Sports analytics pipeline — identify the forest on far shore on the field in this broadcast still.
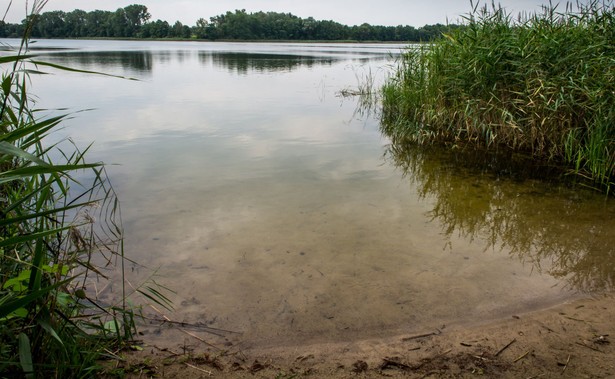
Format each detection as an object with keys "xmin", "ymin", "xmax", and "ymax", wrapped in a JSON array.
[{"xmin": 0, "ymin": 4, "xmax": 462, "ymax": 41}]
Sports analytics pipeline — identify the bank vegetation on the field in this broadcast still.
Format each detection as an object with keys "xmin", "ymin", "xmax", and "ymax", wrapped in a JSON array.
[
  {"xmin": 1, "ymin": 2, "xmax": 170, "ymax": 377},
  {"xmin": 382, "ymin": 1, "xmax": 614, "ymax": 193}
]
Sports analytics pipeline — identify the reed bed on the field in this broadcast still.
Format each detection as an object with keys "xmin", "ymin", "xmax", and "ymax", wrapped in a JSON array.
[
  {"xmin": 1, "ymin": 2, "xmax": 171, "ymax": 377},
  {"xmin": 381, "ymin": 1, "xmax": 615, "ymax": 193}
]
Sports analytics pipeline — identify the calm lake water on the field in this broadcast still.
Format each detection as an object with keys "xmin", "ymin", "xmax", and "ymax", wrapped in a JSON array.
[{"xmin": 5, "ymin": 39, "xmax": 614, "ymax": 349}]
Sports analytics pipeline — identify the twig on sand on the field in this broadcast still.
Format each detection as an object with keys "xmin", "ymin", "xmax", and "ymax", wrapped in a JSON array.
[
  {"xmin": 185, "ymin": 362, "xmax": 213, "ymax": 376},
  {"xmin": 147, "ymin": 304, "xmax": 226, "ymax": 351},
  {"xmin": 514, "ymin": 350, "xmax": 531, "ymax": 363},
  {"xmin": 143, "ymin": 316, "xmax": 242, "ymax": 336},
  {"xmin": 564, "ymin": 316, "xmax": 586, "ymax": 322},
  {"xmin": 539, "ymin": 323, "xmax": 558, "ymax": 334},
  {"xmin": 495, "ymin": 338, "xmax": 517, "ymax": 357},
  {"xmin": 380, "ymin": 357, "xmax": 413, "ymax": 370},
  {"xmin": 152, "ymin": 345, "xmax": 182, "ymax": 357},
  {"xmin": 401, "ymin": 329, "xmax": 442, "ymax": 341},
  {"xmin": 561, "ymin": 354, "xmax": 571, "ymax": 374},
  {"xmin": 575, "ymin": 341, "xmax": 604, "ymax": 353},
  {"xmin": 436, "ymin": 349, "xmax": 452, "ymax": 358},
  {"xmin": 180, "ymin": 329, "xmax": 224, "ymax": 351}
]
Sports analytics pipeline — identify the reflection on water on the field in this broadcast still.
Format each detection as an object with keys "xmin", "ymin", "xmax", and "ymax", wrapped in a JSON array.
[
  {"xmin": 206, "ymin": 52, "xmax": 334, "ymax": 74},
  {"xmin": 18, "ymin": 39, "xmax": 609, "ymax": 350},
  {"xmin": 42, "ymin": 51, "xmax": 154, "ymax": 74},
  {"xmin": 38, "ymin": 50, "xmax": 345, "ymax": 76},
  {"xmin": 386, "ymin": 143, "xmax": 615, "ymax": 292},
  {"xmin": 22, "ymin": 39, "xmax": 395, "ymax": 78}
]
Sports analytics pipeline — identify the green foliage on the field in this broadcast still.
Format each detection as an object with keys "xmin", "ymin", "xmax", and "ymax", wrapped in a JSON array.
[
  {"xmin": 181, "ymin": 9, "xmax": 460, "ymax": 41},
  {"xmin": 382, "ymin": 1, "xmax": 615, "ymax": 193},
  {"xmin": 0, "ymin": 4, "xmax": 461, "ymax": 41},
  {"xmin": 0, "ymin": 3, "xmax": 171, "ymax": 377},
  {"xmin": 21, "ymin": 4, "xmax": 150, "ymax": 38}
]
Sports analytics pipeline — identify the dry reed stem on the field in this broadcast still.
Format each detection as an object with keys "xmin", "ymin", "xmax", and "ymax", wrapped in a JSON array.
[
  {"xmin": 514, "ymin": 350, "xmax": 531, "ymax": 363},
  {"xmin": 495, "ymin": 338, "xmax": 517, "ymax": 356},
  {"xmin": 185, "ymin": 362, "xmax": 213, "ymax": 376}
]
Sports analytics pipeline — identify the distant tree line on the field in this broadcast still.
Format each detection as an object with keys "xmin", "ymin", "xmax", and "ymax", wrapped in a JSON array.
[{"xmin": 0, "ymin": 4, "xmax": 462, "ymax": 41}]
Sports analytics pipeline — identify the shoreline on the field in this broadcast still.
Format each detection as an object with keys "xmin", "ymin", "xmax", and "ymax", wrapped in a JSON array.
[
  {"xmin": 114, "ymin": 293, "xmax": 614, "ymax": 378},
  {"xmin": 0, "ymin": 36, "xmax": 418, "ymax": 44}
]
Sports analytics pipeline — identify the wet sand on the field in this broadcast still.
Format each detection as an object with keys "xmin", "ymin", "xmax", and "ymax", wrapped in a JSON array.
[{"xmin": 114, "ymin": 293, "xmax": 614, "ymax": 378}]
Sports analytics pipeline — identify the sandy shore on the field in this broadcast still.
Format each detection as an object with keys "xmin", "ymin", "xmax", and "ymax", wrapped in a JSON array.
[{"xmin": 109, "ymin": 292, "xmax": 614, "ymax": 378}]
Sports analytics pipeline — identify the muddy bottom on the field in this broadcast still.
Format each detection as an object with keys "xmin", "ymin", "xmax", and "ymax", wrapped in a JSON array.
[{"xmin": 114, "ymin": 170, "xmax": 599, "ymax": 351}]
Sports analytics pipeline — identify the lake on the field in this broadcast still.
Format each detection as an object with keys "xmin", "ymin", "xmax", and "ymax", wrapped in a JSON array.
[{"xmin": 6, "ymin": 39, "xmax": 614, "ymax": 350}]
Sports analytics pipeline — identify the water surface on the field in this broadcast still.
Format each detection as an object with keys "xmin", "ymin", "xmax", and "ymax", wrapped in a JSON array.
[{"xmin": 6, "ymin": 39, "xmax": 613, "ymax": 349}]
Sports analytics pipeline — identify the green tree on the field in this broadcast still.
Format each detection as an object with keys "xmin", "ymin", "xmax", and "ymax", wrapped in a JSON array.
[
  {"xmin": 64, "ymin": 9, "xmax": 87, "ymax": 37},
  {"xmin": 109, "ymin": 4, "xmax": 150, "ymax": 37},
  {"xmin": 193, "ymin": 18, "xmax": 208, "ymax": 38},
  {"xmin": 169, "ymin": 20, "xmax": 190, "ymax": 38},
  {"xmin": 222, "ymin": 9, "xmax": 251, "ymax": 39},
  {"xmin": 2, "ymin": 4, "xmax": 462, "ymax": 41},
  {"xmin": 312, "ymin": 20, "xmax": 347, "ymax": 40},
  {"xmin": 140, "ymin": 19, "xmax": 170, "ymax": 38},
  {"xmin": 85, "ymin": 10, "xmax": 113, "ymax": 37},
  {"xmin": 351, "ymin": 23, "xmax": 375, "ymax": 40},
  {"xmin": 395, "ymin": 25, "xmax": 418, "ymax": 41},
  {"xmin": 32, "ymin": 10, "xmax": 66, "ymax": 38},
  {"xmin": 124, "ymin": 4, "xmax": 151, "ymax": 35}
]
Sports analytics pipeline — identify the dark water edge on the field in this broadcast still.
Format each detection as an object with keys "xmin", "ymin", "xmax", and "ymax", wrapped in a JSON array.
[{"xmin": 386, "ymin": 141, "xmax": 615, "ymax": 293}]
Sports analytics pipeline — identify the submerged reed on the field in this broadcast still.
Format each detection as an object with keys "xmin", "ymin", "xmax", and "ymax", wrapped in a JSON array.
[{"xmin": 382, "ymin": 1, "xmax": 615, "ymax": 193}]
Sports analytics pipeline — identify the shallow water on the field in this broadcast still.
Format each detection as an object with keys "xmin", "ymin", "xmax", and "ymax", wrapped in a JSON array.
[{"xmin": 7, "ymin": 38, "xmax": 614, "ymax": 348}]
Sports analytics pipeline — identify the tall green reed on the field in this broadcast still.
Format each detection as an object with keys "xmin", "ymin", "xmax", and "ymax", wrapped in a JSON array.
[
  {"xmin": 1, "ymin": 2, "xmax": 171, "ymax": 377},
  {"xmin": 382, "ymin": 1, "xmax": 615, "ymax": 193}
]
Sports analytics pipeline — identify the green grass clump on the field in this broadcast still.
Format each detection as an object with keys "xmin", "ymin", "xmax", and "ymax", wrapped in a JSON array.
[{"xmin": 382, "ymin": 1, "xmax": 615, "ymax": 193}]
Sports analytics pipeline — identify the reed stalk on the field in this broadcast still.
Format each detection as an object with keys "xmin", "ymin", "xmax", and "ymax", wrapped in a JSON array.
[{"xmin": 0, "ymin": 2, "xmax": 172, "ymax": 377}]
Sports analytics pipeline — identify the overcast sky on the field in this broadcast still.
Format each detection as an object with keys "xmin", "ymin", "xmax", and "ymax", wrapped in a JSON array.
[{"xmin": 3, "ymin": 1, "xmax": 567, "ymax": 27}]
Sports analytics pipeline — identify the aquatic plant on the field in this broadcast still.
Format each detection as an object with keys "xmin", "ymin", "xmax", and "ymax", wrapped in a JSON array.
[
  {"xmin": 382, "ymin": 1, "xmax": 615, "ymax": 193},
  {"xmin": 0, "ymin": 2, "xmax": 171, "ymax": 377}
]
